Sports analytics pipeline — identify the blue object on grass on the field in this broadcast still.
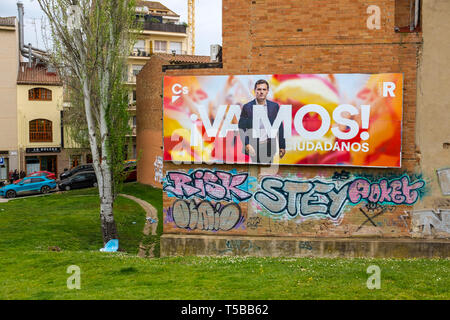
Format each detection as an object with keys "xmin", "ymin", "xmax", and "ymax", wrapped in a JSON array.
[
  {"xmin": 147, "ymin": 217, "xmax": 157, "ymax": 224},
  {"xmin": 100, "ymin": 239, "xmax": 119, "ymax": 252}
]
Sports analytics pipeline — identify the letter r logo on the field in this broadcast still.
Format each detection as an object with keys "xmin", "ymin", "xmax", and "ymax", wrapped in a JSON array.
[{"xmin": 383, "ymin": 82, "xmax": 396, "ymax": 97}]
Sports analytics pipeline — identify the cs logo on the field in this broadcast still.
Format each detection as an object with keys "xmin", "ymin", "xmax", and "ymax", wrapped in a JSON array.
[{"xmin": 172, "ymin": 84, "xmax": 189, "ymax": 103}]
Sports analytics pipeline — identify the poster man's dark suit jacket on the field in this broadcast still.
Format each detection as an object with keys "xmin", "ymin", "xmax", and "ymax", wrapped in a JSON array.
[{"xmin": 238, "ymin": 99, "xmax": 286, "ymax": 152}]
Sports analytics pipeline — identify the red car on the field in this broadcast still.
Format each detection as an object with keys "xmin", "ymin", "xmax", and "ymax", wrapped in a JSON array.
[
  {"xmin": 124, "ymin": 161, "xmax": 137, "ymax": 182},
  {"xmin": 28, "ymin": 171, "xmax": 57, "ymax": 180},
  {"xmin": 13, "ymin": 171, "xmax": 56, "ymax": 184}
]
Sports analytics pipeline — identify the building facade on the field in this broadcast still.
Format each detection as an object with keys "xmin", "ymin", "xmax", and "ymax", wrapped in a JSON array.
[
  {"xmin": 16, "ymin": 62, "xmax": 66, "ymax": 176},
  {"xmin": 0, "ymin": 17, "xmax": 20, "ymax": 181},
  {"xmin": 138, "ymin": 0, "xmax": 450, "ymax": 257},
  {"xmin": 125, "ymin": 1, "xmax": 192, "ymax": 160}
]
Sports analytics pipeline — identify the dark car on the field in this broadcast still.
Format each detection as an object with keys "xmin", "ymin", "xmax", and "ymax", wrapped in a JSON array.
[
  {"xmin": 58, "ymin": 171, "xmax": 97, "ymax": 191},
  {"xmin": 124, "ymin": 161, "xmax": 137, "ymax": 182},
  {"xmin": 60, "ymin": 164, "xmax": 94, "ymax": 180}
]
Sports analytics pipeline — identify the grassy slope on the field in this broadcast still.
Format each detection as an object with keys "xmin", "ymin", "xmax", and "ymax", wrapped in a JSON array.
[{"xmin": 0, "ymin": 183, "xmax": 448, "ymax": 300}]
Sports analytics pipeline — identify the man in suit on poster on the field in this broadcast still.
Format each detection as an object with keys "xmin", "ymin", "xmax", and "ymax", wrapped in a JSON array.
[{"xmin": 238, "ymin": 79, "xmax": 286, "ymax": 164}]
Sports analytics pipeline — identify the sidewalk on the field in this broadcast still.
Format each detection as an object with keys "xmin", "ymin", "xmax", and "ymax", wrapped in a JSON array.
[{"xmin": 119, "ymin": 194, "xmax": 158, "ymax": 258}]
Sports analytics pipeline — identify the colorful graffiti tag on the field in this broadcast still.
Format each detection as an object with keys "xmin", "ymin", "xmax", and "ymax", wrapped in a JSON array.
[
  {"xmin": 254, "ymin": 177, "xmax": 349, "ymax": 219},
  {"xmin": 167, "ymin": 199, "xmax": 244, "ymax": 231},
  {"xmin": 164, "ymin": 169, "xmax": 252, "ymax": 202},
  {"xmin": 411, "ymin": 209, "xmax": 450, "ymax": 237},
  {"xmin": 163, "ymin": 169, "xmax": 428, "ymax": 236},
  {"xmin": 348, "ymin": 175, "xmax": 425, "ymax": 205},
  {"xmin": 253, "ymin": 175, "xmax": 425, "ymax": 220}
]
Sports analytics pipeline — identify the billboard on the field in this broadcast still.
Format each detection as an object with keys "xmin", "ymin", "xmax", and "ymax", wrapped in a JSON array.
[{"xmin": 163, "ymin": 73, "xmax": 403, "ymax": 167}]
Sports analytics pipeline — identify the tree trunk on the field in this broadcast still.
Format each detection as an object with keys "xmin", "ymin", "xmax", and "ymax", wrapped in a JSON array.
[
  {"xmin": 99, "ymin": 167, "xmax": 118, "ymax": 244},
  {"xmin": 100, "ymin": 192, "xmax": 118, "ymax": 244}
]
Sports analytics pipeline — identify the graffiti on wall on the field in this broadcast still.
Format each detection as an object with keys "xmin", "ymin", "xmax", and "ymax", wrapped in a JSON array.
[
  {"xmin": 166, "ymin": 199, "xmax": 244, "ymax": 231},
  {"xmin": 164, "ymin": 169, "xmax": 253, "ymax": 202},
  {"xmin": 436, "ymin": 168, "xmax": 450, "ymax": 196},
  {"xmin": 253, "ymin": 174, "xmax": 425, "ymax": 220},
  {"xmin": 348, "ymin": 175, "xmax": 425, "ymax": 205},
  {"xmin": 163, "ymin": 169, "xmax": 428, "ymax": 236},
  {"xmin": 154, "ymin": 156, "xmax": 163, "ymax": 183},
  {"xmin": 219, "ymin": 239, "xmax": 261, "ymax": 255},
  {"xmin": 411, "ymin": 209, "xmax": 450, "ymax": 237},
  {"xmin": 254, "ymin": 177, "xmax": 349, "ymax": 220}
]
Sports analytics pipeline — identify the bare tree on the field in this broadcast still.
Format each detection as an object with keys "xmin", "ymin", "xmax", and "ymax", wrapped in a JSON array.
[{"xmin": 38, "ymin": 0, "xmax": 137, "ymax": 244}]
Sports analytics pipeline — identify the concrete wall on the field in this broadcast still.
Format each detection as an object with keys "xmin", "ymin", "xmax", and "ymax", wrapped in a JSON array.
[
  {"xmin": 416, "ymin": 0, "xmax": 450, "ymax": 209},
  {"xmin": 0, "ymin": 21, "xmax": 19, "ymax": 171},
  {"xmin": 137, "ymin": 0, "xmax": 450, "ymax": 243}
]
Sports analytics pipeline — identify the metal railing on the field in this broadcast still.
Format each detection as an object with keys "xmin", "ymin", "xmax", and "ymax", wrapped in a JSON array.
[
  {"xmin": 130, "ymin": 49, "xmax": 150, "ymax": 57},
  {"xmin": 142, "ymin": 21, "xmax": 187, "ymax": 34},
  {"xmin": 30, "ymin": 132, "xmax": 52, "ymax": 142}
]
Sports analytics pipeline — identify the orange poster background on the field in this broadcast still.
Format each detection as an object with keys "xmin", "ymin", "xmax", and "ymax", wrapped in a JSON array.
[{"xmin": 163, "ymin": 73, "xmax": 403, "ymax": 168}]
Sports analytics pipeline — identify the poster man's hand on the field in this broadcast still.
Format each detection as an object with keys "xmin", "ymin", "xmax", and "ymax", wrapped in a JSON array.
[
  {"xmin": 245, "ymin": 144, "xmax": 256, "ymax": 157},
  {"xmin": 279, "ymin": 149, "xmax": 286, "ymax": 159}
]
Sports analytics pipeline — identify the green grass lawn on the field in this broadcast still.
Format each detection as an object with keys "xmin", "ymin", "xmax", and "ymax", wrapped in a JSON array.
[{"xmin": 0, "ymin": 183, "xmax": 448, "ymax": 300}]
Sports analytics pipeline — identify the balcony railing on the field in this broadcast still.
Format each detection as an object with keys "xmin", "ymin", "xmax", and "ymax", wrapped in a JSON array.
[
  {"xmin": 127, "ymin": 75, "xmax": 137, "ymax": 83},
  {"xmin": 130, "ymin": 49, "xmax": 150, "ymax": 57},
  {"xmin": 30, "ymin": 131, "xmax": 52, "ymax": 142},
  {"xmin": 142, "ymin": 22, "xmax": 186, "ymax": 34}
]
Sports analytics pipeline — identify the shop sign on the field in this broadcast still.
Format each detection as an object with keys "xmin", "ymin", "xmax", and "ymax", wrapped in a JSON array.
[{"xmin": 26, "ymin": 147, "xmax": 61, "ymax": 153}]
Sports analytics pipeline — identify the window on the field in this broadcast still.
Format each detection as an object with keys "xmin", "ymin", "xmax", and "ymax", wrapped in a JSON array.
[
  {"xmin": 29, "ymin": 88, "xmax": 52, "ymax": 101},
  {"xmin": 154, "ymin": 40, "xmax": 167, "ymax": 52},
  {"xmin": 29, "ymin": 119, "xmax": 52, "ymax": 142},
  {"xmin": 132, "ymin": 40, "xmax": 146, "ymax": 56},
  {"xmin": 31, "ymin": 178, "xmax": 44, "ymax": 183},
  {"xmin": 170, "ymin": 42, "xmax": 182, "ymax": 54},
  {"xmin": 22, "ymin": 179, "xmax": 33, "ymax": 184},
  {"xmin": 73, "ymin": 175, "xmax": 84, "ymax": 181},
  {"xmin": 134, "ymin": 40, "xmax": 145, "ymax": 51},
  {"xmin": 132, "ymin": 65, "xmax": 143, "ymax": 76},
  {"xmin": 395, "ymin": 0, "xmax": 421, "ymax": 32},
  {"xmin": 70, "ymin": 155, "xmax": 81, "ymax": 168}
]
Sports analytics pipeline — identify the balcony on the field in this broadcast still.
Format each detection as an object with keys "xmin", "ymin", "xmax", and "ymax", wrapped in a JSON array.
[
  {"xmin": 127, "ymin": 75, "xmax": 137, "ymax": 84},
  {"xmin": 130, "ymin": 49, "xmax": 150, "ymax": 57},
  {"xmin": 142, "ymin": 22, "xmax": 186, "ymax": 34},
  {"xmin": 126, "ymin": 126, "xmax": 137, "ymax": 137}
]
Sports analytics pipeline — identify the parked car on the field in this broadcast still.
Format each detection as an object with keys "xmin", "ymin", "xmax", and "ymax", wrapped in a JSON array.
[
  {"xmin": 0, "ymin": 176, "xmax": 57, "ymax": 198},
  {"xmin": 124, "ymin": 161, "xmax": 137, "ymax": 182},
  {"xmin": 60, "ymin": 164, "xmax": 94, "ymax": 180},
  {"xmin": 29, "ymin": 171, "xmax": 56, "ymax": 180},
  {"xmin": 58, "ymin": 171, "xmax": 97, "ymax": 191}
]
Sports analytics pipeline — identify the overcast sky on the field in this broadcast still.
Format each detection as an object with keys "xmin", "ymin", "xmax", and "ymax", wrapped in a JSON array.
[{"xmin": 0, "ymin": 0, "xmax": 222, "ymax": 56}]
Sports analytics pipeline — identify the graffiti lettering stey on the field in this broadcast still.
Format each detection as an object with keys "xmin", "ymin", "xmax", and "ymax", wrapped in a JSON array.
[
  {"xmin": 253, "ymin": 175, "xmax": 426, "ymax": 221},
  {"xmin": 254, "ymin": 177, "xmax": 349, "ymax": 220}
]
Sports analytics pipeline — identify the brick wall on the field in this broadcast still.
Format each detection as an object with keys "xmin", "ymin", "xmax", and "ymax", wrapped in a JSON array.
[{"xmin": 137, "ymin": 0, "xmax": 433, "ymax": 239}]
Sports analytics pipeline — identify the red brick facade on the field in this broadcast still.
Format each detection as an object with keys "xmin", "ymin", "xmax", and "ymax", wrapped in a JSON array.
[{"xmin": 137, "ymin": 1, "xmax": 437, "ymax": 240}]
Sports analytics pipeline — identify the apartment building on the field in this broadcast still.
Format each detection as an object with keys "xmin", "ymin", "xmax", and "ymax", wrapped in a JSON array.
[
  {"xmin": 0, "ymin": 17, "xmax": 19, "ymax": 181},
  {"xmin": 125, "ymin": 1, "xmax": 192, "ymax": 160},
  {"xmin": 16, "ymin": 62, "xmax": 65, "ymax": 175}
]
